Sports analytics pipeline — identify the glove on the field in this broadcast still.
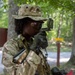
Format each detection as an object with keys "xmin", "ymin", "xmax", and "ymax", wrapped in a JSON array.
[{"xmin": 30, "ymin": 31, "xmax": 48, "ymax": 54}]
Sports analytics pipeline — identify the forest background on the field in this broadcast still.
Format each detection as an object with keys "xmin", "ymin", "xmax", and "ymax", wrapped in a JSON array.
[
  {"xmin": 0, "ymin": 0, "xmax": 75, "ymax": 42},
  {"xmin": 0, "ymin": 0, "xmax": 75, "ymax": 72}
]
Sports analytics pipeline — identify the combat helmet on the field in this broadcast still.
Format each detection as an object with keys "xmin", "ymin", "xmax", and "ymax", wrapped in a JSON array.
[{"xmin": 13, "ymin": 4, "xmax": 47, "ymax": 21}]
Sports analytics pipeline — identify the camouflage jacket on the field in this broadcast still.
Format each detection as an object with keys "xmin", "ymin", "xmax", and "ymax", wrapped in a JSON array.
[{"xmin": 2, "ymin": 34, "xmax": 50, "ymax": 75}]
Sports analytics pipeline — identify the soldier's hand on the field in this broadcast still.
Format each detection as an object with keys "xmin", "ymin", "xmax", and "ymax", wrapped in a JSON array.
[{"xmin": 30, "ymin": 31, "xmax": 48, "ymax": 54}]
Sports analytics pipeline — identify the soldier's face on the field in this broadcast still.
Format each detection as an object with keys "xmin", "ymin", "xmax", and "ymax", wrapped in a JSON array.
[{"xmin": 23, "ymin": 21, "xmax": 43, "ymax": 36}]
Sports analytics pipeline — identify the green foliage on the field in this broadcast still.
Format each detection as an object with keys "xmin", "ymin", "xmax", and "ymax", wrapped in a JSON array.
[
  {"xmin": 0, "ymin": 0, "xmax": 8, "ymax": 28},
  {"xmin": 61, "ymin": 25, "xmax": 73, "ymax": 42},
  {"xmin": 0, "ymin": 8, "xmax": 3, "ymax": 18},
  {"xmin": 0, "ymin": 12, "xmax": 8, "ymax": 28},
  {"xmin": 1, "ymin": 0, "xmax": 75, "ymax": 42},
  {"xmin": 13, "ymin": 0, "xmax": 75, "ymax": 12},
  {"xmin": 47, "ymin": 30, "xmax": 57, "ymax": 40},
  {"xmin": 2, "ymin": 0, "xmax": 8, "ymax": 9}
]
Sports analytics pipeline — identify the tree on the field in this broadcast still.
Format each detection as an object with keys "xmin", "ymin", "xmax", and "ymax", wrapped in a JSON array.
[
  {"xmin": 72, "ymin": 16, "xmax": 75, "ymax": 63},
  {"xmin": 7, "ymin": 0, "xmax": 19, "ymax": 39},
  {"xmin": 63, "ymin": 15, "xmax": 75, "ymax": 72}
]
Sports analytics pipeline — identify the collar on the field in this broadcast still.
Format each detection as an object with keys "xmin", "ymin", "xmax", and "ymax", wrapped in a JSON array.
[
  {"xmin": 17, "ymin": 34, "xmax": 33, "ymax": 50},
  {"xmin": 18, "ymin": 34, "xmax": 25, "ymax": 41}
]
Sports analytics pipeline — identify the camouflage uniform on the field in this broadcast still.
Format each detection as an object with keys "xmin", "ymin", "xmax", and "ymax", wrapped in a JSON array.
[
  {"xmin": 2, "ymin": 34, "xmax": 50, "ymax": 75},
  {"xmin": 2, "ymin": 4, "xmax": 50, "ymax": 75}
]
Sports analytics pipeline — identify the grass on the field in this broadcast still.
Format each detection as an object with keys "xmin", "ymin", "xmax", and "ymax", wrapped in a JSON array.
[{"xmin": 46, "ymin": 43, "xmax": 72, "ymax": 52}]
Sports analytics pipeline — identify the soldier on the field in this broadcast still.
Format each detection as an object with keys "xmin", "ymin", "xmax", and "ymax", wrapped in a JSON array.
[{"xmin": 2, "ymin": 4, "xmax": 51, "ymax": 75}]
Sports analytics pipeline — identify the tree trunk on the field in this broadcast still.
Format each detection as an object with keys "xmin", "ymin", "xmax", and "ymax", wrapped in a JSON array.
[
  {"xmin": 8, "ymin": 0, "xmax": 19, "ymax": 40},
  {"xmin": 57, "ymin": 13, "xmax": 63, "ymax": 38},
  {"xmin": 69, "ymin": 17, "xmax": 75, "ymax": 63}
]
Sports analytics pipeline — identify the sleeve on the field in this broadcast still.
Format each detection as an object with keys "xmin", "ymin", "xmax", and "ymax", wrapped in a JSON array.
[
  {"xmin": 24, "ymin": 50, "xmax": 41, "ymax": 75},
  {"xmin": 2, "ymin": 39, "xmax": 41, "ymax": 75},
  {"xmin": 2, "ymin": 39, "xmax": 19, "ymax": 67}
]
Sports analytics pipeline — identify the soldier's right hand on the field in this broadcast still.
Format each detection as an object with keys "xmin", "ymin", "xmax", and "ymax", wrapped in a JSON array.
[{"xmin": 30, "ymin": 31, "xmax": 48, "ymax": 54}]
